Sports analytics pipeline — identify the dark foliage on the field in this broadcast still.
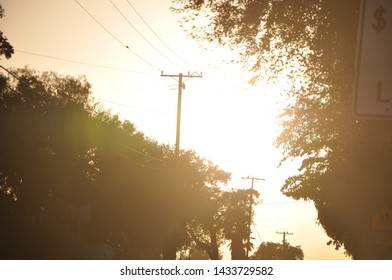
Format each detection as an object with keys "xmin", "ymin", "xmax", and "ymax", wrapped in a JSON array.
[
  {"xmin": 172, "ymin": 0, "xmax": 392, "ymax": 259},
  {"xmin": 0, "ymin": 4, "xmax": 14, "ymax": 59},
  {"xmin": 0, "ymin": 68, "xmax": 260, "ymax": 259},
  {"xmin": 250, "ymin": 242, "xmax": 304, "ymax": 260}
]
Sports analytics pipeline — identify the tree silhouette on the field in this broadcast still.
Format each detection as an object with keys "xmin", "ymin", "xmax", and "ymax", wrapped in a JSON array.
[
  {"xmin": 222, "ymin": 189, "xmax": 258, "ymax": 260},
  {"xmin": 0, "ymin": 68, "xmax": 95, "ymax": 258},
  {"xmin": 0, "ymin": 68, "xmax": 238, "ymax": 259},
  {"xmin": 172, "ymin": 0, "xmax": 392, "ymax": 259},
  {"xmin": 250, "ymin": 242, "xmax": 304, "ymax": 260},
  {"xmin": 0, "ymin": 4, "xmax": 14, "ymax": 60},
  {"xmin": 185, "ymin": 187, "xmax": 259, "ymax": 260}
]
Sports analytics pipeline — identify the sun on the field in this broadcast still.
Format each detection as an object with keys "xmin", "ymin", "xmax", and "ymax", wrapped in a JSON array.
[{"xmin": 176, "ymin": 61, "xmax": 284, "ymax": 179}]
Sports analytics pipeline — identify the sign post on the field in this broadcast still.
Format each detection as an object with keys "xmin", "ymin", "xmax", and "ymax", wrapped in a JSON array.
[{"xmin": 354, "ymin": 0, "xmax": 392, "ymax": 119}]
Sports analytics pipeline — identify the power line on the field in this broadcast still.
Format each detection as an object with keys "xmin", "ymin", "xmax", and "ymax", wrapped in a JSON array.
[
  {"xmin": 109, "ymin": 0, "xmax": 184, "ymax": 70},
  {"xmin": 0, "ymin": 66, "xmax": 162, "ymax": 117},
  {"xmin": 0, "ymin": 65, "xmax": 44, "ymax": 97},
  {"xmin": 125, "ymin": 0, "xmax": 195, "ymax": 70},
  {"xmin": 73, "ymin": 0, "xmax": 160, "ymax": 71},
  {"xmin": 2, "ymin": 83, "xmax": 23, "ymax": 96},
  {"xmin": 15, "ymin": 49, "xmax": 153, "ymax": 74},
  {"xmin": 116, "ymin": 151, "xmax": 169, "ymax": 171},
  {"xmin": 93, "ymin": 86, "xmax": 143, "ymax": 92},
  {"xmin": 74, "ymin": 0, "xmax": 125, "ymax": 47},
  {"xmin": 0, "ymin": 68, "xmax": 170, "ymax": 170},
  {"xmin": 120, "ymin": 143, "xmax": 171, "ymax": 166},
  {"xmin": 0, "ymin": 65, "xmax": 20, "ymax": 82},
  {"xmin": 253, "ymin": 224, "xmax": 263, "ymax": 243},
  {"xmin": 94, "ymin": 97, "xmax": 169, "ymax": 115},
  {"xmin": 256, "ymin": 204, "xmax": 281, "ymax": 234},
  {"xmin": 0, "ymin": 67, "xmax": 169, "ymax": 169}
]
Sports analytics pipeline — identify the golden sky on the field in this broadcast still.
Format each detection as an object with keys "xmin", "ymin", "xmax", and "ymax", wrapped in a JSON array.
[{"xmin": 1, "ymin": 0, "xmax": 350, "ymax": 259}]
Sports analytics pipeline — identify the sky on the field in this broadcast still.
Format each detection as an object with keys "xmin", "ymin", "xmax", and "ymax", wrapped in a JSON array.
[{"xmin": 0, "ymin": 0, "xmax": 350, "ymax": 260}]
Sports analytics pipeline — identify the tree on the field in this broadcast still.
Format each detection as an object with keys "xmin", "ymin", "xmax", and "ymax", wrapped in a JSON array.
[
  {"xmin": 91, "ymin": 143, "xmax": 231, "ymax": 259},
  {"xmin": 250, "ymin": 242, "xmax": 304, "ymax": 260},
  {"xmin": 0, "ymin": 4, "xmax": 14, "ymax": 59},
  {"xmin": 0, "ymin": 67, "xmax": 236, "ymax": 259},
  {"xmin": 175, "ymin": 151, "xmax": 232, "ymax": 260},
  {"xmin": 222, "ymin": 188, "xmax": 259, "ymax": 260},
  {"xmin": 185, "ymin": 186, "xmax": 226, "ymax": 260},
  {"xmin": 172, "ymin": 0, "xmax": 392, "ymax": 259},
  {"xmin": 185, "ymin": 187, "xmax": 259, "ymax": 260},
  {"xmin": 0, "ymin": 68, "xmax": 95, "ymax": 258}
]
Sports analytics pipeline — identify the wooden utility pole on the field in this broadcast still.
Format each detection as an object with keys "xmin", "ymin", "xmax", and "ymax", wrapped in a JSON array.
[
  {"xmin": 160, "ymin": 72, "xmax": 202, "ymax": 260},
  {"xmin": 276, "ymin": 231, "xmax": 293, "ymax": 246},
  {"xmin": 160, "ymin": 71, "xmax": 202, "ymax": 156},
  {"xmin": 241, "ymin": 176, "xmax": 264, "ymax": 258}
]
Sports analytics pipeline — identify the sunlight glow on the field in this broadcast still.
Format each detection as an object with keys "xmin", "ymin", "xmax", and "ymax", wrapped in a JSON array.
[{"xmin": 0, "ymin": 0, "xmax": 351, "ymax": 260}]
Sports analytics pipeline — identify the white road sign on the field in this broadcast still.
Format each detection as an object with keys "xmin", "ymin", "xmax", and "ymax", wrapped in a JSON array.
[{"xmin": 354, "ymin": 0, "xmax": 392, "ymax": 119}]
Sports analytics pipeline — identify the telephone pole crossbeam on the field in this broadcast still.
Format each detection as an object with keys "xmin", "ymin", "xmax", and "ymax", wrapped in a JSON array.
[
  {"xmin": 276, "ymin": 231, "xmax": 293, "ymax": 245},
  {"xmin": 160, "ymin": 71, "xmax": 202, "ymax": 156}
]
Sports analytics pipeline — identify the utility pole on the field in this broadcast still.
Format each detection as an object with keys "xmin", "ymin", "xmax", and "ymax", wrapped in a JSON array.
[
  {"xmin": 160, "ymin": 71, "xmax": 202, "ymax": 260},
  {"xmin": 276, "ymin": 231, "xmax": 293, "ymax": 246},
  {"xmin": 241, "ymin": 176, "xmax": 264, "ymax": 258},
  {"xmin": 160, "ymin": 71, "xmax": 203, "ymax": 156}
]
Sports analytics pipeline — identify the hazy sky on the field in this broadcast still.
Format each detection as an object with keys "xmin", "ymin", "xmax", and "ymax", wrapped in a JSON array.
[{"xmin": 0, "ymin": 0, "xmax": 349, "ymax": 260}]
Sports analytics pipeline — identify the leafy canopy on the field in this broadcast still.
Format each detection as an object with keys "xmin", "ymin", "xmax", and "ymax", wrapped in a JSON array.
[
  {"xmin": 250, "ymin": 242, "xmax": 304, "ymax": 260},
  {"xmin": 0, "ymin": 4, "xmax": 14, "ymax": 60},
  {"xmin": 0, "ymin": 67, "xmax": 262, "ymax": 259},
  {"xmin": 171, "ymin": 0, "xmax": 392, "ymax": 259}
]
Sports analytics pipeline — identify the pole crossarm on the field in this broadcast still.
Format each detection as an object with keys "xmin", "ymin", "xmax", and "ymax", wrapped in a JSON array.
[
  {"xmin": 160, "ymin": 71, "xmax": 203, "ymax": 79},
  {"xmin": 241, "ymin": 176, "xmax": 265, "ymax": 183},
  {"xmin": 276, "ymin": 231, "xmax": 293, "ymax": 245}
]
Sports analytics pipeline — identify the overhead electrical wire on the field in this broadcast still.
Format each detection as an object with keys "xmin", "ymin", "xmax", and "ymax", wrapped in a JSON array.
[
  {"xmin": 109, "ymin": 0, "xmax": 184, "ymax": 71},
  {"xmin": 125, "ymin": 0, "xmax": 196, "ymax": 70},
  {"xmin": 73, "ymin": 0, "xmax": 160, "ymax": 71},
  {"xmin": 0, "ymin": 66, "xmax": 161, "ymax": 115},
  {"xmin": 0, "ymin": 65, "xmax": 43, "ymax": 97},
  {"xmin": 253, "ymin": 224, "xmax": 263, "ymax": 243},
  {"xmin": 15, "ymin": 49, "xmax": 154, "ymax": 74},
  {"xmin": 119, "ymin": 142, "xmax": 171, "ymax": 165},
  {"xmin": 73, "ymin": 0, "xmax": 125, "ymax": 47},
  {"xmin": 0, "ymin": 65, "xmax": 20, "ymax": 81},
  {"xmin": 115, "ymin": 151, "xmax": 170, "ymax": 171},
  {"xmin": 94, "ymin": 97, "xmax": 169, "ymax": 115}
]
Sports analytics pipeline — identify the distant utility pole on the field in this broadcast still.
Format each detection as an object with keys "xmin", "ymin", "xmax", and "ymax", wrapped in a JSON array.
[
  {"xmin": 160, "ymin": 71, "xmax": 203, "ymax": 156},
  {"xmin": 241, "ymin": 176, "xmax": 265, "ymax": 258},
  {"xmin": 276, "ymin": 231, "xmax": 293, "ymax": 246}
]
